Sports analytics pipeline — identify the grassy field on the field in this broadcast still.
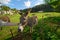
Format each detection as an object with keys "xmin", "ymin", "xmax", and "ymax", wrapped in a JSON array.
[{"xmin": 0, "ymin": 12, "xmax": 60, "ymax": 40}]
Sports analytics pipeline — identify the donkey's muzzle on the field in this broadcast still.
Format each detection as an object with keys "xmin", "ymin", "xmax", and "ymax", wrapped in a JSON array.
[{"xmin": 18, "ymin": 29, "xmax": 21, "ymax": 32}]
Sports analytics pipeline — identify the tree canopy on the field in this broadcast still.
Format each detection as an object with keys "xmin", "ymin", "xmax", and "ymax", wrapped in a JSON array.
[
  {"xmin": 22, "ymin": 4, "xmax": 54, "ymax": 12},
  {"xmin": 1, "ymin": 5, "xmax": 10, "ymax": 11},
  {"xmin": 44, "ymin": 0, "xmax": 60, "ymax": 12}
]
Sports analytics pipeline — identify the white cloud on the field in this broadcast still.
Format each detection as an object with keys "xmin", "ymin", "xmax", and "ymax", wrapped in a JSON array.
[
  {"xmin": 35, "ymin": 2, "xmax": 40, "ymax": 5},
  {"xmin": 0, "ymin": 0, "xmax": 11, "ymax": 4},
  {"xmin": 24, "ymin": 0, "xmax": 31, "ymax": 8},
  {"xmin": 34, "ymin": 0, "xmax": 45, "ymax": 6}
]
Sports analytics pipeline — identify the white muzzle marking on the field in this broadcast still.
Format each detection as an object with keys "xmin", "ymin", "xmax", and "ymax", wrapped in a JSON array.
[{"xmin": 18, "ymin": 24, "xmax": 24, "ymax": 32}]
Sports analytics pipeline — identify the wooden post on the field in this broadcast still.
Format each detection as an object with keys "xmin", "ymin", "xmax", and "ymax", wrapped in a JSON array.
[{"xmin": 10, "ymin": 29, "xmax": 14, "ymax": 40}]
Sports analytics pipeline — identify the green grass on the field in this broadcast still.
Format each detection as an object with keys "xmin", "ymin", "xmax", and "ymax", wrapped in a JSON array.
[{"xmin": 0, "ymin": 12, "xmax": 60, "ymax": 40}]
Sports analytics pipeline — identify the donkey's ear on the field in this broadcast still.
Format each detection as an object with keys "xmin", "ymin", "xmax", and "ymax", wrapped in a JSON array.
[
  {"xmin": 19, "ymin": 12, "xmax": 23, "ymax": 15},
  {"xmin": 28, "ymin": 8, "xmax": 32, "ymax": 11},
  {"xmin": 25, "ymin": 11, "xmax": 29, "ymax": 16}
]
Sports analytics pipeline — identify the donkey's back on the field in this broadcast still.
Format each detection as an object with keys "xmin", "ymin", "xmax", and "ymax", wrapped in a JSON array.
[{"xmin": 27, "ymin": 15, "xmax": 38, "ymax": 27}]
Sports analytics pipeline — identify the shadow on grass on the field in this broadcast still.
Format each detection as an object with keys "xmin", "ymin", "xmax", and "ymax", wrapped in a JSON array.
[{"xmin": 5, "ymin": 37, "xmax": 12, "ymax": 40}]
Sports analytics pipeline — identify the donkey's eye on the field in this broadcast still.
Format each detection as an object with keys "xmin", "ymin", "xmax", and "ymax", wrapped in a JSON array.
[{"xmin": 24, "ymin": 18, "xmax": 26, "ymax": 20}]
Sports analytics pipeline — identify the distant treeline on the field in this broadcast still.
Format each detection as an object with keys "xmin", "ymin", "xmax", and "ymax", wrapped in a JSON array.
[{"xmin": 21, "ymin": 4, "xmax": 60, "ymax": 12}]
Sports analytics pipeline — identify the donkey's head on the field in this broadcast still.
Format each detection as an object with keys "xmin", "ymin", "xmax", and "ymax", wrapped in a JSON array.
[
  {"xmin": 19, "ymin": 8, "xmax": 31, "ymax": 25},
  {"xmin": 18, "ymin": 8, "xmax": 31, "ymax": 32},
  {"xmin": 18, "ymin": 12, "xmax": 29, "ymax": 32}
]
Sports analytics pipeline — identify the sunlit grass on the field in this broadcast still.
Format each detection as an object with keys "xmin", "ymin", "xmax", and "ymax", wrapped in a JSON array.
[{"xmin": 0, "ymin": 12, "xmax": 60, "ymax": 40}]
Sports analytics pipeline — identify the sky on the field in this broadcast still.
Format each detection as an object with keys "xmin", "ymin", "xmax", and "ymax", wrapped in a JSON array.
[{"xmin": 0, "ymin": 0, "xmax": 45, "ymax": 10}]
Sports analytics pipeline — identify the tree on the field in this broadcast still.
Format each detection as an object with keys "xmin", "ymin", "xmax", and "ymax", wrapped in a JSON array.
[
  {"xmin": 1, "ymin": 5, "xmax": 10, "ymax": 11},
  {"xmin": 22, "ymin": 4, "xmax": 54, "ymax": 12},
  {"xmin": 0, "ymin": 5, "xmax": 10, "ymax": 14},
  {"xmin": 1, "ymin": 5, "xmax": 10, "ymax": 14},
  {"xmin": 44, "ymin": 0, "xmax": 60, "ymax": 12},
  {"xmin": 11, "ymin": 8, "xmax": 18, "ymax": 14}
]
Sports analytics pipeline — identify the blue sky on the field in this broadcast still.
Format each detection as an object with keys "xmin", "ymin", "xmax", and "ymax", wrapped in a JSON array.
[{"xmin": 0, "ymin": 0, "xmax": 45, "ymax": 10}]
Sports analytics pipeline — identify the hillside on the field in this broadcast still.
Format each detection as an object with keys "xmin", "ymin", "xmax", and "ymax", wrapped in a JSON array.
[{"xmin": 22, "ymin": 4, "xmax": 54, "ymax": 12}]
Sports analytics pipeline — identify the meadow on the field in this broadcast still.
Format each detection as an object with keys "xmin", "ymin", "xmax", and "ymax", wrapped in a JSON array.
[{"xmin": 0, "ymin": 12, "xmax": 60, "ymax": 40}]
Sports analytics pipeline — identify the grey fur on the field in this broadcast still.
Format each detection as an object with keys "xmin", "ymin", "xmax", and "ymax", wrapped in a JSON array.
[{"xmin": 19, "ymin": 13, "xmax": 38, "ymax": 32}]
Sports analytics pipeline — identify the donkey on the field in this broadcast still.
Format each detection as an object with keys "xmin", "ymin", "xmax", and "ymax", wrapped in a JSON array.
[
  {"xmin": 18, "ymin": 9, "xmax": 38, "ymax": 33},
  {"xmin": 0, "ymin": 16, "xmax": 10, "ymax": 30},
  {"xmin": 0, "ymin": 16, "xmax": 10, "ymax": 22}
]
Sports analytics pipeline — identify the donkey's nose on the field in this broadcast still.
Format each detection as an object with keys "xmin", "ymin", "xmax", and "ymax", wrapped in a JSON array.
[{"xmin": 18, "ymin": 29, "xmax": 21, "ymax": 32}]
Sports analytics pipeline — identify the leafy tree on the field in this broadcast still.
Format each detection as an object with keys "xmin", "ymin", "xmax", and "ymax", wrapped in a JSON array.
[
  {"xmin": 0, "ymin": 5, "xmax": 10, "ymax": 14},
  {"xmin": 11, "ymin": 8, "xmax": 18, "ymax": 14},
  {"xmin": 44, "ymin": 0, "xmax": 60, "ymax": 12},
  {"xmin": 22, "ymin": 4, "xmax": 54, "ymax": 12},
  {"xmin": 1, "ymin": 5, "xmax": 10, "ymax": 11}
]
